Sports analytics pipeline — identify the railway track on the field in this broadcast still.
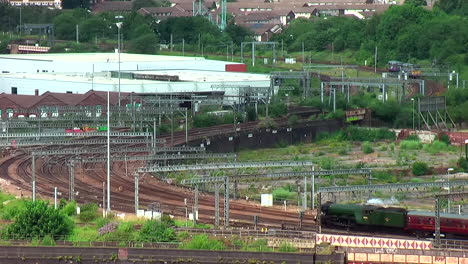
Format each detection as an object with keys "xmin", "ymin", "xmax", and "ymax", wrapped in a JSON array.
[{"xmin": 0, "ymin": 119, "xmax": 317, "ymax": 230}]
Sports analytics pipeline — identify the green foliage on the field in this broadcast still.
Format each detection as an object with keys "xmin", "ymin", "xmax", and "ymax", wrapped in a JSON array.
[
  {"xmin": 325, "ymin": 109, "xmax": 345, "ymax": 120},
  {"xmin": 400, "ymin": 140, "xmax": 423, "ymax": 150},
  {"xmin": 439, "ymin": 134, "xmax": 451, "ymax": 145},
  {"xmin": 404, "ymin": 0, "xmax": 427, "ymax": 6},
  {"xmin": 435, "ymin": 0, "xmax": 468, "ymax": 16},
  {"xmin": 458, "ymin": 157, "xmax": 468, "ymax": 172},
  {"xmin": 287, "ymin": 115, "xmax": 299, "ymax": 126},
  {"xmin": 241, "ymin": 239, "xmax": 272, "ymax": 252},
  {"xmin": 68, "ymin": 225, "xmax": 98, "ymax": 242},
  {"xmin": 78, "ymin": 203, "xmax": 98, "ymax": 222},
  {"xmin": 1, "ymin": 199, "xmax": 26, "ymax": 220},
  {"xmin": 272, "ymin": 184, "xmax": 296, "ymax": 201},
  {"xmin": 422, "ymin": 140, "xmax": 450, "ymax": 154},
  {"xmin": 278, "ymin": 242, "xmax": 297, "ymax": 253},
  {"xmin": 344, "ymin": 126, "xmax": 395, "ymax": 142},
  {"xmin": 412, "ymin": 161, "xmax": 429, "ymax": 176},
  {"xmin": 138, "ymin": 220, "xmax": 176, "ymax": 242},
  {"xmin": 373, "ymin": 171, "xmax": 397, "ymax": 183},
  {"xmin": 180, "ymin": 234, "xmax": 225, "ymax": 250},
  {"xmin": 361, "ymin": 141, "xmax": 374, "ymax": 154},
  {"xmin": 129, "ymin": 33, "xmax": 159, "ymax": 54},
  {"xmin": 61, "ymin": 200, "xmax": 77, "ymax": 216},
  {"xmin": 319, "ymin": 157, "xmax": 335, "ymax": 170},
  {"xmin": 406, "ymin": 134, "xmax": 420, "ymax": 141},
  {"xmin": 40, "ymin": 235, "xmax": 56, "ymax": 246},
  {"xmin": 4, "ymin": 200, "xmax": 73, "ymax": 240}
]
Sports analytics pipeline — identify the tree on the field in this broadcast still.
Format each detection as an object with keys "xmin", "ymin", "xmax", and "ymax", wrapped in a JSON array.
[
  {"xmin": 5, "ymin": 200, "xmax": 73, "ymax": 240},
  {"xmin": 404, "ymin": 0, "xmax": 427, "ymax": 6},
  {"xmin": 435, "ymin": 0, "xmax": 467, "ymax": 15},
  {"xmin": 129, "ymin": 33, "xmax": 158, "ymax": 54},
  {"xmin": 225, "ymin": 24, "xmax": 253, "ymax": 45},
  {"xmin": 53, "ymin": 13, "xmax": 79, "ymax": 40}
]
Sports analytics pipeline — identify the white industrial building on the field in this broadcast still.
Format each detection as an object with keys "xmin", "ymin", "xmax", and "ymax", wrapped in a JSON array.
[{"xmin": 0, "ymin": 53, "xmax": 272, "ymax": 98}]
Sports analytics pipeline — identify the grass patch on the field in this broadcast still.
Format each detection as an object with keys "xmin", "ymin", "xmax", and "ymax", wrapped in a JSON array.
[{"xmin": 400, "ymin": 140, "xmax": 423, "ymax": 150}]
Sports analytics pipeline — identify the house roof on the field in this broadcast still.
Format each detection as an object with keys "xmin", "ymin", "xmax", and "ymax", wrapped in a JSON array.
[
  {"xmin": 92, "ymin": 1, "xmax": 132, "ymax": 13},
  {"xmin": 0, "ymin": 91, "xmax": 129, "ymax": 109},
  {"xmin": 235, "ymin": 12, "xmax": 281, "ymax": 23}
]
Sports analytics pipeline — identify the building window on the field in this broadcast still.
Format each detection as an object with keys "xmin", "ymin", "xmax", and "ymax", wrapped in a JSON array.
[
  {"xmin": 6, "ymin": 109, "xmax": 13, "ymax": 118},
  {"xmin": 96, "ymin": 105, "xmax": 102, "ymax": 117},
  {"xmin": 11, "ymin": 87, "xmax": 17, "ymax": 94},
  {"xmin": 51, "ymin": 106, "xmax": 58, "ymax": 117},
  {"xmin": 41, "ymin": 106, "xmax": 48, "ymax": 118}
]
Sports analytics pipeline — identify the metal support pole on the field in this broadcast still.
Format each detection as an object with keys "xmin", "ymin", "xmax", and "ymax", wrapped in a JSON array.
[
  {"xmin": 317, "ymin": 192, "xmax": 322, "ymax": 233},
  {"xmin": 185, "ymin": 109, "xmax": 188, "ymax": 145},
  {"xmin": 311, "ymin": 166, "xmax": 315, "ymax": 210},
  {"xmin": 193, "ymin": 184, "xmax": 199, "ymax": 226},
  {"xmin": 215, "ymin": 183, "xmax": 220, "ymax": 227},
  {"xmin": 224, "ymin": 176, "xmax": 230, "ymax": 228},
  {"xmin": 435, "ymin": 198, "xmax": 441, "ymax": 247},
  {"xmin": 69, "ymin": 162, "xmax": 75, "ymax": 201},
  {"xmin": 54, "ymin": 187, "xmax": 57, "ymax": 209},
  {"xmin": 252, "ymin": 42, "xmax": 255, "ymax": 67},
  {"xmin": 32, "ymin": 155, "xmax": 36, "ymax": 202},
  {"xmin": 320, "ymin": 82, "xmax": 324, "ymax": 103},
  {"xmin": 382, "ymin": 84, "xmax": 386, "ymax": 102},
  {"xmin": 134, "ymin": 173, "xmax": 139, "ymax": 214},
  {"xmin": 333, "ymin": 88, "xmax": 336, "ymax": 112},
  {"xmin": 303, "ymin": 175, "xmax": 307, "ymax": 211},
  {"xmin": 234, "ymin": 179, "xmax": 238, "ymax": 200},
  {"xmin": 102, "ymin": 182, "xmax": 106, "ymax": 217}
]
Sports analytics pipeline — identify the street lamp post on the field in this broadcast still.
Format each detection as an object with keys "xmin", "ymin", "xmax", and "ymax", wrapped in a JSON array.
[
  {"xmin": 115, "ymin": 16, "xmax": 123, "ymax": 111},
  {"xmin": 447, "ymin": 168, "xmax": 454, "ymax": 213},
  {"xmin": 411, "ymin": 98, "xmax": 415, "ymax": 130}
]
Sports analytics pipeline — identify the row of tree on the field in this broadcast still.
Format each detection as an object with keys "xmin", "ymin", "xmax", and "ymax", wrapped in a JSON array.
[{"xmin": 274, "ymin": 3, "xmax": 468, "ymax": 68}]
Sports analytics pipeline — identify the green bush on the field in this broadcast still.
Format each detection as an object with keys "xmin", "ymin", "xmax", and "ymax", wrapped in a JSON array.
[
  {"xmin": 412, "ymin": 161, "xmax": 429, "ymax": 176},
  {"xmin": 61, "ymin": 201, "xmax": 77, "ymax": 216},
  {"xmin": 325, "ymin": 109, "xmax": 345, "ymax": 119},
  {"xmin": 1, "ymin": 199, "xmax": 26, "ymax": 220},
  {"xmin": 400, "ymin": 140, "xmax": 423, "ymax": 150},
  {"xmin": 180, "ymin": 234, "xmax": 225, "ymax": 250},
  {"xmin": 78, "ymin": 203, "xmax": 99, "ymax": 222},
  {"xmin": 423, "ymin": 140, "xmax": 449, "ymax": 154},
  {"xmin": 41, "ymin": 235, "xmax": 56, "ymax": 246},
  {"xmin": 344, "ymin": 126, "xmax": 395, "ymax": 142},
  {"xmin": 362, "ymin": 142, "xmax": 374, "ymax": 154},
  {"xmin": 287, "ymin": 115, "xmax": 299, "ymax": 126},
  {"xmin": 241, "ymin": 239, "xmax": 272, "ymax": 252},
  {"xmin": 439, "ymin": 134, "xmax": 451, "ymax": 145},
  {"xmin": 373, "ymin": 171, "xmax": 397, "ymax": 183},
  {"xmin": 278, "ymin": 242, "xmax": 297, "ymax": 253},
  {"xmin": 138, "ymin": 220, "xmax": 176, "ymax": 242},
  {"xmin": 5, "ymin": 200, "xmax": 73, "ymax": 240},
  {"xmin": 458, "ymin": 157, "xmax": 468, "ymax": 172},
  {"xmin": 406, "ymin": 134, "xmax": 419, "ymax": 141},
  {"xmin": 272, "ymin": 186, "xmax": 296, "ymax": 201}
]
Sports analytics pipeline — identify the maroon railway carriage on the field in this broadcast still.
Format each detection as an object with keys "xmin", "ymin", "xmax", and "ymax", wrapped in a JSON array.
[{"xmin": 405, "ymin": 211, "xmax": 468, "ymax": 236}]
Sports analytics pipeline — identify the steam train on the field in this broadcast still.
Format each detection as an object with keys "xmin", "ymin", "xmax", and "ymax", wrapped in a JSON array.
[
  {"xmin": 387, "ymin": 61, "xmax": 421, "ymax": 78},
  {"xmin": 322, "ymin": 202, "xmax": 468, "ymax": 238}
]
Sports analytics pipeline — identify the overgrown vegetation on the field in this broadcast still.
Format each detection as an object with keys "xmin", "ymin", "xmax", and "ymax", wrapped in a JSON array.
[{"xmin": 412, "ymin": 161, "xmax": 429, "ymax": 176}]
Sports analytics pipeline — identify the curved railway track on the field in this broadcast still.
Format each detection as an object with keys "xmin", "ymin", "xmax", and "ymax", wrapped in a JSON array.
[{"xmin": 0, "ymin": 120, "xmax": 317, "ymax": 230}]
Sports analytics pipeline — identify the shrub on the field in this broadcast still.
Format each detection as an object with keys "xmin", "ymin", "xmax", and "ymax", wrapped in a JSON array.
[
  {"xmin": 439, "ymin": 134, "xmax": 451, "ymax": 145},
  {"xmin": 400, "ymin": 140, "xmax": 422, "ymax": 150},
  {"xmin": 412, "ymin": 161, "xmax": 429, "ymax": 176},
  {"xmin": 138, "ymin": 220, "xmax": 176, "ymax": 242},
  {"xmin": 61, "ymin": 201, "xmax": 77, "ymax": 216},
  {"xmin": 180, "ymin": 234, "xmax": 225, "ymax": 250},
  {"xmin": 1, "ymin": 199, "xmax": 26, "ymax": 220},
  {"xmin": 423, "ymin": 140, "xmax": 449, "ymax": 154},
  {"xmin": 5, "ymin": 200, "xmax": 73, "ymax": 240},
  {"xmin": 41, "ymin": 235, "xmax": 56, "ymax": 246},
  {"xmin": 287, "ymin": 115, "xmax": 299, "ymax": 126},
  {"xmin": 373, "ymin": 171, "xmax": 397, "ymax": 183},
  {"xmin": 78, "ymin": 203, "xmax": 99, "ymax": 222},
  {"xmin": 406, "ymin": 134, "xmax": 419, "ymax": 141},
  {"xmin": 344, "ymin": 126, "xmax": 395, "ymax": 142},
  {"xmin": 458, "ymin": 157, "xmax": 468, "ymax": 172},
  {"xmin": 278, "ymin": 242, "xmax": 297, "ymax": 253},
  {"xmin": 272, "ymin": 186, "xmax": 296, "ymax": 201},
  {"xmin": 362, "ymin": 142, "xmax": 374, "ymax": 154}
]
